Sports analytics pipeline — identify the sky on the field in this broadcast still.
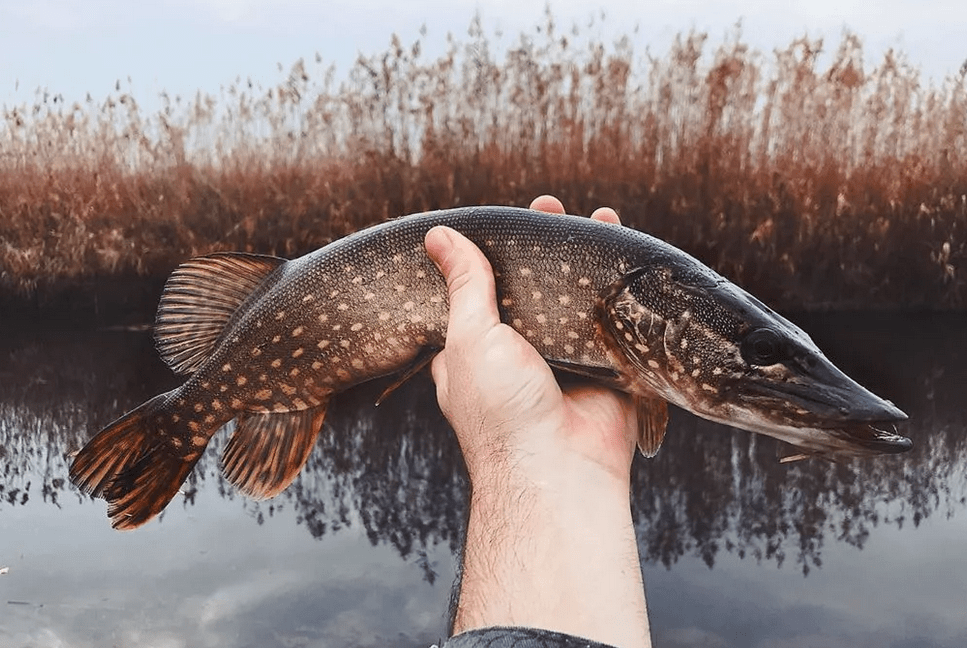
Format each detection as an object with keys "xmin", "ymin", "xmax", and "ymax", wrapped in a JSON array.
[{"xmin": 1, "ymin": 0, "xmax": 966, "ymax": 113}]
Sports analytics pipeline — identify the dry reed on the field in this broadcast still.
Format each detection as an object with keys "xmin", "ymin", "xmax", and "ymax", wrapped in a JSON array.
[{"xmin": 1, "ymin": 14, "xmax": 965, "ymax": 312}]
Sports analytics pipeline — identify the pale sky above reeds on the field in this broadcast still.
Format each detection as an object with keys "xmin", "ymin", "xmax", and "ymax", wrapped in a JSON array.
[{"xmin": 1, "ymin": 0, "xmax": 965, "ymax": 109}]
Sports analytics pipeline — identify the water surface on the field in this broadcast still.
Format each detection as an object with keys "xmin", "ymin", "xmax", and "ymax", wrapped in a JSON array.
[{"xmin": 1, "ymin": 313, "xmax": 965, "ymax": 647}]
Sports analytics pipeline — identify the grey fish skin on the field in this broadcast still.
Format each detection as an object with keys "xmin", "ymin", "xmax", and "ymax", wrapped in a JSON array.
[{"xmin": 69, "ymin": 206, "xmax": 911, "ymax": 530}]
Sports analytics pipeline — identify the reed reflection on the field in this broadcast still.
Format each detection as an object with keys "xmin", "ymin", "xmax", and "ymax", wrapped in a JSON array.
[{"xmin": 1, "ymin": 314, "xmax": 964, "ymax": 576}]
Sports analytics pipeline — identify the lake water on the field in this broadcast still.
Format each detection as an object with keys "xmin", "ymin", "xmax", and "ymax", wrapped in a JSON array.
[{"xmin": 1, "ymin": 312, "xmax": 965, "ymax": 648}]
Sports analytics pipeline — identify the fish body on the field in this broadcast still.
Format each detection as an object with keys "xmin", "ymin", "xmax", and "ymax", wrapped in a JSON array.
[{"xmin": 70, "ymin": 206, "xmax": 911, "ymax": 529}]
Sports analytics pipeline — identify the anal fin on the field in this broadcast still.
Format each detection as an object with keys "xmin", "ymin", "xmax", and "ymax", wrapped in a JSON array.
[
  {"xmin": 375, "ymin": 347, "xmax": 441, "ymax": 406},
  {"xmin": 221, "ymin": 400, "xmax": 329, "ymax": 500},
  {"xmin": 634, "ymin": 394, "xmax": 669, "ymax": 458}
]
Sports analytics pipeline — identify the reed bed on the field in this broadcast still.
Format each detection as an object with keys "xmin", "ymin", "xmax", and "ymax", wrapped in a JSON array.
[{"xmin": 1, "ymin": 15, "xmax": 965, "ymax": 311}]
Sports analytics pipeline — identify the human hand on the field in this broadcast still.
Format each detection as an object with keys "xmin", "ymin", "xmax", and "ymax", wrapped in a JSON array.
[
  {"xmin": 425, "ymin": 195, "xmax": 639, "ymax": 491},
  {"xmin": 425, "ymin": 196, "xmax": 651, "ymax": 647}
]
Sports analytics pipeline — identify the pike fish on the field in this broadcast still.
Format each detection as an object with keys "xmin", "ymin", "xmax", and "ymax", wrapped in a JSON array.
[{"xmin": 70, "ymin": 206, "xmax": 911, "ymax": 529}]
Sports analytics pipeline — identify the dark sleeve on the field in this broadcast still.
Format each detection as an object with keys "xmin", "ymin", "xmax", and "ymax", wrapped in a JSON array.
[{"xmin": 438, "ymin": 626, "xmax": 620, "ymax": 648}]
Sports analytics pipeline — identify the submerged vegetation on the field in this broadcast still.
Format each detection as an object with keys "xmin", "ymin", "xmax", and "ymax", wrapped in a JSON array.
[{"xmin": 1, "ymin": 15, "xmax": 965, "ymax": 311}]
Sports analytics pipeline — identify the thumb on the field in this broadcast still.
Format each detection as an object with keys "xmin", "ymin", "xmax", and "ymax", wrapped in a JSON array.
[{"xmin": 424, "ymin": 226, "xmax": 500, "ymax": 343}]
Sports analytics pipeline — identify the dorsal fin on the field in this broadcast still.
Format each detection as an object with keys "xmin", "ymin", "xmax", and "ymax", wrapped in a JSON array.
[
  {"xmin": 155, "ymin": 252, "xmax": 286, "ymax": 375},
  {"xmin": 221, "ymin": 401, "xmax": 329, "ymax": 500}
]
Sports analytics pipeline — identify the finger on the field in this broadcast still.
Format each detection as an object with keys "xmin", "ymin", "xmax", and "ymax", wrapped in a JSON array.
[
  {"xmin": 424, "ymin": 225, "xmax": 500, "ymax": 340},
  {"xmin": 529, "ymin": 195, "xmax": 565, "ymax": 214},
  {"xmin": 590, "ymin": 207, "xmax": 621, "ymax": 225}
]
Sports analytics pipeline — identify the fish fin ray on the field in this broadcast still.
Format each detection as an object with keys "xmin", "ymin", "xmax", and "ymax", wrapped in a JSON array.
[
  {"xmin": 69, "ymin": 389, "xmax": 202, "ymax": 530},
  {"xmin": 70, "ymin": 392, "xmax": 172, "ymax": 497},
  {"xmin": 375, "ymin": 347, "xmax": 440, "ymax": 406},
  {"xmin": 105, "ymin": 447, "xmax": 200, "ymax": 530},
  {"xmin": 634, "ymin": 394, "xmax": 669, "ymax": 458},
  {"xmin": 155, "ymin": 253, "xmax": 286, "ymax": 375},
  {"xmin": 221, "ymin": 401, "xmax": 329, "ymax": 500}
]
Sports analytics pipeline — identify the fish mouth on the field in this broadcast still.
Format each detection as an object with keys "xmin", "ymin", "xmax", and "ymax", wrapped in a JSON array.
[
  {"xmin": 826, "ymin": 421, "xmax": 913, "ymax": 455},
  {"xmin": 734, "ymin": 372, "xmax": 913, "ymax": 456}
]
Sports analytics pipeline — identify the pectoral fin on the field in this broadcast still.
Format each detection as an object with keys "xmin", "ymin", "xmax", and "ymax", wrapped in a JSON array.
[
  {"xmin": 221, "ymin": 400, "xmax": 329, "ymax": 500},
  {"xmin": 634, "ymin": 394, "xmax": 669, "ymax": 458},
  {"xmin": 375, "ymin": 347, "xmax": 441, "ymax": 406}
]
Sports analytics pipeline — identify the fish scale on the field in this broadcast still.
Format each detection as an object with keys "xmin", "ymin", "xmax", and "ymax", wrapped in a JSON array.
[{"xmin": 70, "ymin": 206, "xmax": 911, "ymax": 530}]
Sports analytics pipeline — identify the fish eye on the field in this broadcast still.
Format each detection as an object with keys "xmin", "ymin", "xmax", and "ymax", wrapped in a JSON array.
[{"xmin": 741, "ymin": 328, "xmax": 785, "ymax": 366}]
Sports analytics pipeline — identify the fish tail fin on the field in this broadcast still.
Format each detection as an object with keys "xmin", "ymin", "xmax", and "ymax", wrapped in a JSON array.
[{"xmin": 70, "ymin": 390, "xmax": 202, "ymax": 530}]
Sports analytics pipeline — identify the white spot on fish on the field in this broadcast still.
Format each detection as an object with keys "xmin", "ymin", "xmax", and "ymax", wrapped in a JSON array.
[
  {"xmin": 204, "ymin": 414, "xmax": 215, "ymax": 424},
  {"xmin": 302, "ymin": 294, "xmax": 314, "ymax": 303},
  {"xmin": 352, "ymin": 276, "xmax": 363, "ymax": 284},
  {"xmin": 330, "ymin": 289, "xmax": 340, "ymax": 298},
  {"xmin": 379, "ymin": 312, "xmax": 391, "ymax": 321},
  {"xmin": 701, "ymin": 383, "xmax": 718, "ymax": 393},
  {"xmin": 376, "ymin": 270, "xmax": 386, "ymax": 279},
  {"xmin": 485, "ymin": 239, "xmax": 494, "ymax": 247},
  {"xmin": 560, "ymin": 263, "xmax": 571, "ymax": 274},
  {"xmin": 615, "ymin": 321, "xmax": 624, "ymax": 330},
  {"xmin": 513, "ymin": 318, "xmax": 523, "ymax": 328},
  {"xmin": 537, "ymin": 314, "xmax": 547, "ymax": 324},
  {"xmin": 403, "ymin": 301, "xmax": 415, "ymax": 311},
  {"xmin": 318, "ymin": 313, "xmax": 328, "ymax": 323},
  {"xmin": 416, "ymin": 270, "xmax": 426, "ymax": 279},
  {"xmin": 332, "ymin": 324, "xmax": 342, "ymax": 331},
  {"xmin": 578, "ymin": 277, "xmax": 591, "ymax": 286},
  {"xmin": 519, "ymin": 267, "xmax": 532, "ymax": 277},
  {"xmin": 219, "ymin": 384, "xmax": 228, "ymax": 393},
  {"xmin": 577, "ymin": 312, "xmax": 587, "ymax": 319},
  {"xmin": 430, "ymin": 295, "xmax": 443, "ymax": 303},
  {"xmin": 336, "ymin": 368, "xmax": 351, "ymax": 380},
  {"xmin": 221, "ymin": 363, "xmax": 232, "ymax": 372},
  {"xmin": 532, "ymin": 291, "xmax": 543, "ymax": 300},
  {"xmin": 351, "ymin": 323, "xmax": 364, "ymax": 332},
  {"xmin": 340, "ymin": 340, "xmax": 351, "ymax": 348},
  {"xmin": 280, "ymin": 384, "xmax": 297, "ymax": 396},
  {"xmin": 236, "ymin": 376, "xmax": 247, "ymax": 386},
  {"xmin": 211, "ymin": 400, "xmax": 222, "ymax": 411},
  {"xmin": 525, "ymin": 330, "xmax": 535, "ymax": 338},
  {"xmin": 634, "ymin": 343, "xmax": 649, "ymax": 353},
  {"xmin": 670, "ymin": 371, "xmax": 679, "ymax": 381},
  {"xmin": 271, "ymin": 358, "xmax": 283, "ymax": 368},
  {"xmin": 624, "ymin": 332, "xmax": 633, "ymax": 341},
  {"xmin": 273, "ymin": 403, "xmax": 288, "ymax": 413},
  {"xmin": 364, "ymin": 343, "xmax": 375, "ymax": 353},
  {"xmin": 692, "ymin": 356, "xmax": 701, "ymax": 365},
  {"xmin": 712, "ymin": 368, "xmax": 723, "ymax": 376},
  {"xmin": 251, "ymin": 347, "xmax": 262, "ymax": 357},
  {"xmin": 312, "ymin": 361, "xmax": 323, "ymax": 370},
  {"xmin": 192, "ymin": 434, "xmax": 205, "ymax": 446},
  {"xmin": 194, "ymin": 403, "xmax": 204, "ymax": 412},
  {"xmin": 344, "ymin": 265, "xmax": 353, "ymax": 273},
  {"xmin": 680, "ymin": 338, "xmax": 688, "ymax": 349},
  {"xmin": 292, "ymin": 326, "xmax": 304, "ymax": 337},
  {"xmin": 272, "ymin": 335, "xmax": 281, "ymax": 343},
  {"xmin": 387, "ymin": 336, "xmax": 399, "ymax": 346},
  {"xmin": 691, "ymin": 369, "xmax": 701, "ymax": 378},
  {"xmin": 293, "ymin": 398, "xmax": 307, "ymax": 409},
  {"xmin": 501, "ymin": 297, "xmax": 514, "ymax": 307},
  {"xmin": 364, "ymin": 292, "xmax": 376, "ymax": 300},
  {"xmin": 275, "ymin": 311, "xmax": 286, "ymax": 320},
  {"xmin": 338, "ymin": 303, "xmax": 349, "ymax": 311},
  {"xmin": 409, "ymin": 314, "xmax": 423, "ymax": 323},
  {"xmin": 395, "ymin": 284, "xmax": 406, "ymax": 293},
  {"xmin": 392, "ymin": 254, "xmax": 404, "ymax": 263},
  {"xmin": 317, "ymin": 340, "xmax": 330, "ymax": 349},
  {"xmin": 564, "ymin": 344, "xmax": 575, "ymax": 354},
  {"xmin": 585, "ymin": 340, "xmax": 595, "ymax": 349},
  {"xmin": 351, "ymin": 359, "xmax": 365, "ymax": 369},
  {"xmin": 567, "ymin": 331, "xmax": 579, "ymax": 339},
  {"xmin": 648, "ymin": 359, "xmax": 660, "ymax": 369},
  {"xmin": 558, "ymin": 295, "xmax": 571, "ymax": 305},
  {"xmin": 542, "ymin": 337, "xmax": 554, "ymax": 346},
  {"xmin": 292, "ymin": 348, "xmax": 304, "ymax": 358}
]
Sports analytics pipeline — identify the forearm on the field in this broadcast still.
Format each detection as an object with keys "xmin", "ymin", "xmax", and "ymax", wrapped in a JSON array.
[{"xmin": 452, "ymin": 448, "xmax": 651, "ymax": 648}]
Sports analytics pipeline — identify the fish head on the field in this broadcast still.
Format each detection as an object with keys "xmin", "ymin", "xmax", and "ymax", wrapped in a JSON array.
[{"xmin": 600, "ymin": 262, "xmax": 912, "ymax": 459}]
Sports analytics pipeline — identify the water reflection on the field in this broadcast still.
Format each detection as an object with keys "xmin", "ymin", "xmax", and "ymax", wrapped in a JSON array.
[{"xmin": 2, "ymin": 314, "xmax": 965, "ymax": 578}]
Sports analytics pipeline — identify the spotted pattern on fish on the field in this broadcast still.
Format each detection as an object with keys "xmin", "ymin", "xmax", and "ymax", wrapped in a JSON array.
[{"xmin": 69, "ymin": 206, "xmax": 911, "ymax": 531}]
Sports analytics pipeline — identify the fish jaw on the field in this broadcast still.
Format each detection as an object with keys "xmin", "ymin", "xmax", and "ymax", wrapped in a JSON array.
[{"xmin": 597, "ymin": 262, "xmax": 913, "ymax": 459}]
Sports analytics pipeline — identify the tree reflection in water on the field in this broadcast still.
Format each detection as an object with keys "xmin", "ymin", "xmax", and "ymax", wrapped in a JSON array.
[{"xmin": 1, "ymin": 314, "xmax": 964, "ymax": 578}]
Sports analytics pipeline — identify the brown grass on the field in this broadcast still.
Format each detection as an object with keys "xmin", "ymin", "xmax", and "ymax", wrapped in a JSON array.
[{"xmin": 1, "ymin": 15, "xmax": 965, "ymax": 310}]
